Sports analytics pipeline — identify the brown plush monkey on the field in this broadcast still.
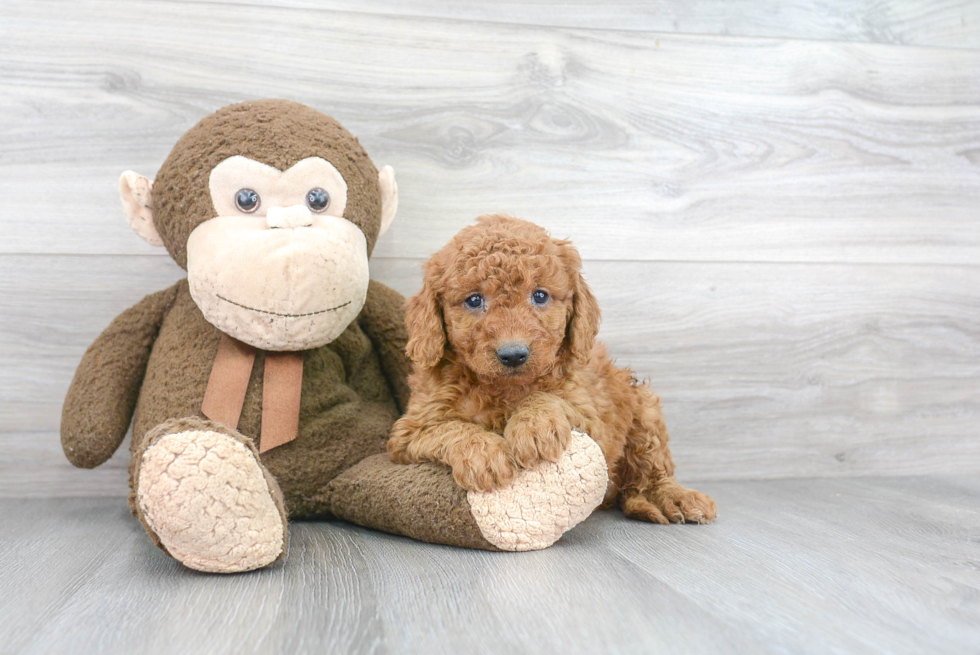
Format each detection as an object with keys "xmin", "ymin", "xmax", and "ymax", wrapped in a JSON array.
[{"xmin": 61, "ymin": 100, "xmax": 607, "ymax": 573}]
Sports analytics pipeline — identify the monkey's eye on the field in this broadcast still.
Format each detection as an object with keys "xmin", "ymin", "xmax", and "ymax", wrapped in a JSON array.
[
  {"xmin": 306, "ymin": 187, "xmax": 330, "ymax": 213},
  {"xmin": 235, "ymin": 188, "xmax": 260, "ymax": 213},
  {"xmin": 464, "ymin": 294, "xmax": 484, "ymax": 310},
  {"xmin": 531, "ymin": 290, "xmax": 550, "ymax": 306}
]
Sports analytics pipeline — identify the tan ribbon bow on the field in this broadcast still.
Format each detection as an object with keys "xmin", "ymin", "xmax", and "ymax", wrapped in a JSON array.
[{"xmin": 201, "ymin": 334, "xmax": 304, "ymax": 453}]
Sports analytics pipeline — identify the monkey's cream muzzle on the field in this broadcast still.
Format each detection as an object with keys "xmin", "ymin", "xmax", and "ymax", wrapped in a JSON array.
[
  {"xmin": 187, "ymin": 213, "xmax": 370, "ymax": 351},
  {"xmin": 265, "ymin": 204, "xmax": 315, "ymax": 229}
]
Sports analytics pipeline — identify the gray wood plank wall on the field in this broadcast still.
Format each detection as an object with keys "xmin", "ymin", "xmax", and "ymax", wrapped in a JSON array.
[{"xmin": 0, "ymin": 0, "xmax": 977, "ymax": 496}]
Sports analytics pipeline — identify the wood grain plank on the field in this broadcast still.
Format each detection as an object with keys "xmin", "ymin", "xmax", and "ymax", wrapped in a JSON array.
[
  {"xmin": 593, "ymin": 260, "xmax": 980, "ymax": 480},
  {"xmin": 3, "ymin": 253, "xmax": 976, "ymax": 497},
  {"xmin": 2, "ymin": 1, "xmax": 980, "ymax": 263},
  {"xmin": 1, "ymin": 478, "xmax": 977, "ymax": 654},
  {"xmin": 344, "ymin": 517, "xmax": 768, "ymax": 655},
  {"xmin": 584, "ymin": 476, "xmax": 980, "ymax": 655},
  {"xmin": 0, "ymin": 498, "xmax": 385, "ymax": 654},
  {"xmin": 174, "ymin": 0, "xmax": 980, "ymax": 49}
]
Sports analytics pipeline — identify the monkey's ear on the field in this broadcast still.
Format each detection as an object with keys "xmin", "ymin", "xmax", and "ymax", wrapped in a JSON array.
[
  {"xmin": 378, "ymin": 165, "xmax": 398, "ymax": 239},
  {"xmin": 119, "ymin": 171, "xmax": 164, "ymax": 247}
]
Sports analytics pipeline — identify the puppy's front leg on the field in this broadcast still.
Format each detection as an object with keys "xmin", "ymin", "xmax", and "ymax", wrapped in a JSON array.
[
  {"xmin": 389, "ymin": 418, "xmax": 514, "ymax": 492},
  {"xmin": 504, "ymin": 392, "xmax": 574, "ymax": 468}
]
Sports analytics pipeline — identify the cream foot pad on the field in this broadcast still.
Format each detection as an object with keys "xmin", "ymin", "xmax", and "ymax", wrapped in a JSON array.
[
  {"xmin": 467, "ymin": 430, "xmax": 608, "ymax": 551},
  {"xmin": 137, "ymin": 430, "xmax": 286, "ymax": 573}
]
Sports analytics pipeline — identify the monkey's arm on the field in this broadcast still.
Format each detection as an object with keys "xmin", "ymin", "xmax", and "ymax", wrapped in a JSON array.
[
  {"xmin": 358, "ymin": 279, "xmax": 412, "ymax": 412},
  {"xmin": 61, "ymin": 283, "xmax": 180, "ymax": 468}
]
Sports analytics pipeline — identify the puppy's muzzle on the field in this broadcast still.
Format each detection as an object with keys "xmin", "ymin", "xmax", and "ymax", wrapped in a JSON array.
[{"xmin": 496, "ymin": 343, "xmax": 530, "ymax": 368}]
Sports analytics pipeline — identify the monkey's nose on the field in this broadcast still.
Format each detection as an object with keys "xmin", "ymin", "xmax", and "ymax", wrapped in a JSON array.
[
  {"xmin": 496, "ymin": 343, "xmax": 530, "ymax": 368},
  {"xmin": 266, "ymin": 204, "xmax": 314, "ymax": 229}
]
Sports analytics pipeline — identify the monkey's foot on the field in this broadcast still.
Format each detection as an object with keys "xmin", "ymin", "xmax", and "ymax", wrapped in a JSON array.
[
  {"xmin": 467, "ymin": 430, "xmax": 608, "ymax": 551},
  {"xmin": 135, "ymin": 427, "xmax": 287, "ymax": 573}
]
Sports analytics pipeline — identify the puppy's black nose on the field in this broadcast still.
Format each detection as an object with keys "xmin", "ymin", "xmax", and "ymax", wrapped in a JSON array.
[{"xmin": 496, "ymin": 343, "xmax": 530, "ymax": 368}]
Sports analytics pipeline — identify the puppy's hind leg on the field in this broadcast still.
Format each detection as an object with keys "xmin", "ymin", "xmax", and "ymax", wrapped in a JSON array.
[{"xmin": 618, "ymin": 390, "xmax": 717, "ymax": 525}]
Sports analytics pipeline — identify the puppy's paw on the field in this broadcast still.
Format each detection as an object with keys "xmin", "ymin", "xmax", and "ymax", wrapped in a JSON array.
[
  {"xmin": 386, "ymin": 426, "xmax": 413, "ymax": 464},
  {"xmin": 623, "ymin": 482, "xmax": 717, "ymax": 525},
  {"xmin": 387, "ymin": 418, "xmax": 430, "ymax": 465},
  {"xmin": 664, "ymin": 486, "xmax": 717, "ymax": 524},
  {"xmin": 447, "ymin": 432, "xmax": 515, "ymax": 493},
  {"xmin": 504, "ymin": 410, "xmax": 572, "ymax": 468}
]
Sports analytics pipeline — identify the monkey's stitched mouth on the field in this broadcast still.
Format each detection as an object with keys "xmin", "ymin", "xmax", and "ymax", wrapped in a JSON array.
[{"xmin": 217, "ymin": 294, "xmax": 351, "ymax": 318}]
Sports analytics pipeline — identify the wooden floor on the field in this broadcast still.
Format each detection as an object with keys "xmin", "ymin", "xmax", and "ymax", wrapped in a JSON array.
[{"xmin": 1, "ymin": 476, "xmax": 977, "ymax": 655}]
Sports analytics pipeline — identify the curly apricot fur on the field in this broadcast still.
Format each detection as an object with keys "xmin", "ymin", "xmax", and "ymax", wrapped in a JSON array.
[{"xmin": 389, "ymin": 215, "xmax": 716, "ymax": 524}]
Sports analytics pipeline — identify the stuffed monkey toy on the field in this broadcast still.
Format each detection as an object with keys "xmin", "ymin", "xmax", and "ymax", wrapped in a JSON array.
[{"xmin": 61, "ymin": 100, "xmax": 608, "ymax": 573}]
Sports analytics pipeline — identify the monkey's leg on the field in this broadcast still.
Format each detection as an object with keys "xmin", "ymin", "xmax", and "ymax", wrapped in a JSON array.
[
  {"xmin": 323, "ymin": 430, "xmax": 608, "ymax": 551},
  {"xmin": 129, "ymin": 417, "xmax": 288, "ymax": 573}
]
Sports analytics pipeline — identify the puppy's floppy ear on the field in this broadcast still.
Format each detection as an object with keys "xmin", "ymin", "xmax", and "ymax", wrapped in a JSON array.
[
  {"xmin": 405, "ymin": 259, "xmax": 447, "ymax": 369},
  {"xmin": 557, "ymin": 239, "xmax": 601, "ymax": 363}
]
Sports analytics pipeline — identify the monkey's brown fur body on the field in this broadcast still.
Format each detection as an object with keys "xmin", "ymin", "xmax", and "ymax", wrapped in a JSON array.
[
  {"xmin": 389, "ymin": 215, "xmax": 716, "ymax": 524},
  {"xmin": 123, "ymin": 279, "xmax": 404, "ymax": 516}
]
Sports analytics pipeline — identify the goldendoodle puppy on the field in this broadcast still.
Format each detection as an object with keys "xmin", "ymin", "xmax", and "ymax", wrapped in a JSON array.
[{"xmin": 388, "ymin": 215, "xmax": 716, "ymax": 524}]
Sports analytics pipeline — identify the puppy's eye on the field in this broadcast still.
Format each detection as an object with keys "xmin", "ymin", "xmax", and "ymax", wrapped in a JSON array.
[
  {"xmin": 531, "ymin": 290, "xmax": 550, "ymax": 305},
  {"xmin": 464, "ymin": 294, "xmax": 484, "ymax": 310},
  {"xmin": 306, "ymin": 187, "xmax": 330, "ymax": 213},
  {"xmin": 235, "ymin": 189, "xmax": 260, "ymax": 213}
]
